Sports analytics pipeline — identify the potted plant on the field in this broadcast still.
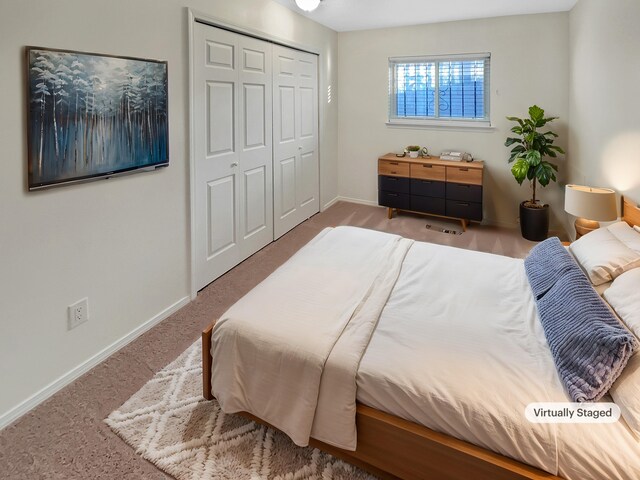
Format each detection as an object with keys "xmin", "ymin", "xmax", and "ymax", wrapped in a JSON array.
[
  {"xmin": 505, "ymin": 105, "xmax": 564, "ymax": 241},
  {"xmin": 406, "ymin": 145, "xmax": 421, "ymax": 158}
]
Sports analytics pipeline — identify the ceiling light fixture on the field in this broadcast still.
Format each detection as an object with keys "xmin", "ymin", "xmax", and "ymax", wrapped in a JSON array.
[{"xmin": 295, "ymin": 0, "xmax": 321, "ymax": 12}]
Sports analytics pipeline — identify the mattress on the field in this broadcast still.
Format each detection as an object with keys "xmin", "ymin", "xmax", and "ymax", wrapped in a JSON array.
[{"xmin": 356, "ymin": 240, "xmax": 640, "ymax": 480}]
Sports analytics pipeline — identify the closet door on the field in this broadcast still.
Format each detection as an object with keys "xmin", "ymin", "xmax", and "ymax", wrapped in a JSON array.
[
  {"xmin": 273, "ymin": 45, "xmax": 319, "ymax": 239},
  {"xmin": 193, "ymin": 23, "xmax": 273, "ymax": 290}
]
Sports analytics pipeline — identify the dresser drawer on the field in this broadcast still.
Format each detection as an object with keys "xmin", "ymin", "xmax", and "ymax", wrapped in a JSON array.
[
  {"xmin": 446, "ymin": 165, "xmax": 482, "ymax": 185},
  {"xmin": 379, "ymin": 160, "xmax": 410, "ymax": 177},
  {"xmin": 411, "ymin": 179, "xmax": 445, "ymax": 198},
  {"xmin": 410, "ymin": 163, "xmax": 446, "ymax": 181},
  {"xmin": 446, "ymin": 200, "xmax": 482, "ymax": 221},
  {"xmin": 379, "ymin": 175, "xmax": 411, "ymax": 194},
  {"xmin": 379, "ymin": 191, "xmax": 410, "ymax": 210},
  {"xmin": 446, "ymin": 182, "xmax": 482, "ymax": 203},
  {"xmin": 411, "ymin": 195, "xmax": 446, "ymax": 216}
]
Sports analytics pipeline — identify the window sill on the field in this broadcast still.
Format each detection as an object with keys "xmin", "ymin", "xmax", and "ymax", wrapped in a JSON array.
[{"xmin": 386, "ymin": 118, "xmax": 495, "ymax": 131}]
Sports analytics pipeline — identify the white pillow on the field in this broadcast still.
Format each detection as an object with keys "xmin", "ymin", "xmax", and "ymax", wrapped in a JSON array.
[
  {"xmin": 604, "ymin": 269, "xmax": 640, "ymax": 438},
  {"xmin": 604, "ymin": 268, "xmax": 640, "ymax": 338},
  {"xmin": 569, "ymin": 227, "xmax": 640, "ymax": 285},
  {"xmin": 634, "ymin": 225, "xmax": 640, "ymax": 234},
  {"xmin": 610, "ymin": 355, "xmax": 640, "ymax": 439},
  {"xmin": 608, "ymin": 221, "xmax": 640, "ymax": 253}
]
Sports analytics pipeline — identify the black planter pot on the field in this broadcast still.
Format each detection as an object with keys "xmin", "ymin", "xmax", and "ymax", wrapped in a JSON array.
[{"xmin": 520, "ymin": 202, "xmax": 549, "ymax": 241}]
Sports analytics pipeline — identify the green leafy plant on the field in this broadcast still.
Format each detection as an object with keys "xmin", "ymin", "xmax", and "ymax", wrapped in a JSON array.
[
  {"xmin": 406, "ymin": 145, "xmax": 421, "ymax": 152},
  {"xmin": 505, "ymin": 105, "xmax": 564, "ymax": 207}
]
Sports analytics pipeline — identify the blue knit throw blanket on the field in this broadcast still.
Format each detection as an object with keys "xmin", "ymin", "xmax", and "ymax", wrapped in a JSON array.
[
  {"xmin": 525, "ymin": 238, "xmax": 637, "ymax": 402},
  {"xmin": 524, "ymin": 237, "xmax": 576, "ymax": 300}
]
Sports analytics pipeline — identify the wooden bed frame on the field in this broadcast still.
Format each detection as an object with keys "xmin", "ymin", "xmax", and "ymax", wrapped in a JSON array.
[{"xmin": 201, "ymin": 196, "xmax": 640, "ymax": 480}]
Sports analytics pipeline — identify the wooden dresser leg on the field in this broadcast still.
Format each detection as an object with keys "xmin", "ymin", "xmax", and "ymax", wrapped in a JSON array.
[
  {"xmin": 460, "ymin": 219, "xmax": 468, "ymax": 232},
  {"xmin": 388, "ymin": 208, "xmax": 393, "ymax": 219}
]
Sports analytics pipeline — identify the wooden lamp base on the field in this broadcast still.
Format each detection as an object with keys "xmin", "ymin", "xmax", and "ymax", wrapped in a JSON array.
[{"xmin": 575, "ymin": 217, "xmax": 600, "ymax": 239}]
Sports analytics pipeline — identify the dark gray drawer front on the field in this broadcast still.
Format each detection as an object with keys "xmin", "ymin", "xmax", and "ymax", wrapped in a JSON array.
[
  {"xmin": 411, "ymin": 179, "xmax": 445, "ymax": 198},
  {"xmin": 411, "ymin": 195, "xmax": 446, "ymax": 216},
  {"xmin": 446, "ymin": 182, "xmax": 482, "ymax": 203},
  {"xmin": 379, "ymin": 191, "xmax": 410, "ymax": 210},
  {"xmin": 446, "ymin": 200, "xmax": 482, "ymax": 221},
  {"xmin": 379, "ymin": 175, "xmax": 411, "ymax": 194}
]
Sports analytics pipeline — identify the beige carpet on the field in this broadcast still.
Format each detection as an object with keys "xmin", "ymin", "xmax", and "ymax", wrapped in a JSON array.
[{"xmin": 106, "ymin": 341, "xmax": 373, "ymax": 480}]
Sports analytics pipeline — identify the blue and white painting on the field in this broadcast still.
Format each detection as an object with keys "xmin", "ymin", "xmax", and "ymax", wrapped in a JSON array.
[{"xmin": 27, "ymin": 47, "xmax": 168, "ymax": 189}]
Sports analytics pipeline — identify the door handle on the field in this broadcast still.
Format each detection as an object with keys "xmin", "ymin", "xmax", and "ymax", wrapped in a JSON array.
[{"xmin": 231, "ymin": 162, "xmax": 238, "ymax": 167}]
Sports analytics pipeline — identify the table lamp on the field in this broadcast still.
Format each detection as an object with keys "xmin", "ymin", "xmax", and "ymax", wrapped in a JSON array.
[{"xmin": 564, "ymin": 185, "xmax": 617, "ymax": 238}]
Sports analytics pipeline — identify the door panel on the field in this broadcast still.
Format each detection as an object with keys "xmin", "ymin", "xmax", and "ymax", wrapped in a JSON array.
[
  {"xmin": 278, "ymin": 86, "xmax": 295, "ymax": 142},
  {"xmin": 244, "ymin": 166, "xmax": 267, "ymax": 238},
  {"xmin": 300, "ymin": 151, "xmax": 316, "ymax": 206},
  {"xmin": 194, "ymin": 23, "xmax": 273, "ymax": 290},
  {"xmin": 299, "ymin": 58, "xmax": 314, "ymax": 78},
  {"xmin": 279, "ymin": 157, "xmax": 296, "ymax": 217},
  {"xmin": 207, "ymin": 176, "xmax": 236, "ymax": 257},
  {"xmin": 278, "ymin": 55, "xmax": 295, "ymax": 76},
  {"xmin": 243, "ymin": 48, "xmax": 265, "ymax": 72},
  {"xmin": 238, "ymin": 34, "xmax": 273, "ymax": 259},
  {"xmin": 243, "ymin": 84, "xmax": 265, "ymax": 149},
  {"xmin": 206, "ymin": 41, "xmax": 234, "ymax": 68},
  {"xmin": 299, "ymin": 87, "xmax": 314, "ymax": 138},
  {"xmin": 207, "ymin": 82, "xmax": 234, "ymax": 155},
  {"xmin": 273, "ymin": 45, "xmax": 319, "ymax": 239}
]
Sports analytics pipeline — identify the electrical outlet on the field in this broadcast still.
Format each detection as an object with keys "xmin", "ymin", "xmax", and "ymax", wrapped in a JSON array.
[{"xmin": 68, "ymin": 298, "xmax": 89, "ymax": 330}]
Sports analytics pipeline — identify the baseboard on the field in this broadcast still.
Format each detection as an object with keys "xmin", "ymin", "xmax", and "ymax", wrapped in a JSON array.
[
  {"xmin": 0, "ymin": 295, "xmax": 191, "ymax": 431},
  {"xmin": 322, "ymin": 196, "xmax": 340, "ymax": 211},
  {"xmin": 335, "ymin": 196, "xmax": 381, "ymax": 207},
  {"xmin": 481, "ymin": 218, "xmax": 520, "ymax": 229}
]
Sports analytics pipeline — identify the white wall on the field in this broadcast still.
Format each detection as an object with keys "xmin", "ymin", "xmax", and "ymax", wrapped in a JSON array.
[
  {"xmin": 337, "ymin": 13, "xmax": 570, "ymax": 229},
  {"xmin": 569, "ymin": 0, "xmax": 640, "ymax": 229},
  {"xmin": 0, "ymin": 0, "xmax": 338, "ymax": 424}
]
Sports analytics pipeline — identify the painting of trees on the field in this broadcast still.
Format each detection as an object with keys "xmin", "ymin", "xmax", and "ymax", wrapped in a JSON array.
[{"xmin": 27, "ymin": 47, "xmax": 168, "ymax": 189}]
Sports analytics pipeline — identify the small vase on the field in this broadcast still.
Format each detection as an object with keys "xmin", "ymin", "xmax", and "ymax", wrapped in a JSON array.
[{"xmin": 409, "ymin": 151, "xmax": 419, "ymax": 158}]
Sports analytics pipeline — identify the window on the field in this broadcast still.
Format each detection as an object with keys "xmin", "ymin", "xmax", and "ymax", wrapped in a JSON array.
[{"xmin": 388, "ymin": 53, "xmax": 491, "ymax": 128}]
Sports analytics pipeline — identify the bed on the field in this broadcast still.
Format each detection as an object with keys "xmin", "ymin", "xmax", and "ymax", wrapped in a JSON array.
[{"xmin": 202, "ymin": 196, "xmax": 640, "ymax": 480}]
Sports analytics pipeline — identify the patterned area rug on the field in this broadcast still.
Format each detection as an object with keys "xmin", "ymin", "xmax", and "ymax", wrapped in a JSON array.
[{"xmin": 105, "ymin": 341, "xmax": 374, "ymax": 480}]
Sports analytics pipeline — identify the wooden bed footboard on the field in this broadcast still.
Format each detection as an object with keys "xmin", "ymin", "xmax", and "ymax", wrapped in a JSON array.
[
  {"xmin": 202, "ymin": 323, "xmax": 214, "ymax": 400},
  {"xmin": 202, "ymin": 324, "xmax": 560, "ymax": 480}
]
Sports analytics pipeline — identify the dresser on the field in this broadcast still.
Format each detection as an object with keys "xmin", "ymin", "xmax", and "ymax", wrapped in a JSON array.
[{"xmin": 378, "ymin": 153, "xmax": 484, "ymax": 231}]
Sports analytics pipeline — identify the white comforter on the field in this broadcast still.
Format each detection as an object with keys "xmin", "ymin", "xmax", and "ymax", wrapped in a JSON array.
[
  {"xmin": 357, "ymin": 239, "xmax": 640, "ymax": 480},
  {"xmin": 211, "ymin": 226, "xmax": 640, "ymax": 480},
  {"xmin": 211, "ymin": 226, "xmax": 413, "ymax": 449}
]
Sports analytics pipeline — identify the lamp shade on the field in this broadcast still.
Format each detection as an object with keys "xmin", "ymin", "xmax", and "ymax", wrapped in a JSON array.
[
  {"xmin": 564, "ymin": 185, "xmax": 617, "ymax": 221},
  {"xmin": 295, "ymin": 0, "xmax": 320, "ymax": 11}
]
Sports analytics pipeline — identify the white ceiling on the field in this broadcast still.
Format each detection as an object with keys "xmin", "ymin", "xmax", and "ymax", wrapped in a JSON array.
[{"xmin": 271, "ymin": 0, "xmax": 578, "ymax": 32}]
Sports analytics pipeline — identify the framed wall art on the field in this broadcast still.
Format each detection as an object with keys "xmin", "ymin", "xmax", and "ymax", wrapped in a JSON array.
[{"xmin": 26, "ymin": 46, "xmax": 169, "ymax": 190}]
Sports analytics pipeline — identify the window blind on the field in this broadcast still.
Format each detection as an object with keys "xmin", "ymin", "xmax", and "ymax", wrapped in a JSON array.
[{"xmin": 389, "ymin": 53, "xmax": 490, "ymax": 123}]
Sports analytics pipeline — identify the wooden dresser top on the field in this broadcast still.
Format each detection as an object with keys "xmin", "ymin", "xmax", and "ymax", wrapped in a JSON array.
[{"xmin": 379, "ymin": 153, "xmax": 484, "ymax": 170}]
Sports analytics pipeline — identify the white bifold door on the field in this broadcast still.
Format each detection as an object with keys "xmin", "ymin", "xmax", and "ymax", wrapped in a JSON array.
[
  {"xmin": 273, "ymin": 45, "xmax": 320, "ymax": 239},
  {"xmin": 193, "ymin": 23, "xmax": 274, "ymax": 290},
  {"xmin": 193, "ymin": 23, "xmax": 319, "ymax": 290}
]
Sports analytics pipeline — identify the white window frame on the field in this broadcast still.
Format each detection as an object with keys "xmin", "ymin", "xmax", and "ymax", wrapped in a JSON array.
[{"xmin": 387, "ymin": 53, "xmax": 492, "ymax": 130}]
